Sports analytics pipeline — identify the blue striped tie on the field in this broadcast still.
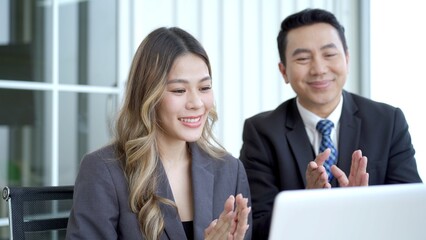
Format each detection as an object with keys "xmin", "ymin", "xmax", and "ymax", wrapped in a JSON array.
[{"xmin": 316, "ymin": 120, "xmax": 338, "ymax": 182}]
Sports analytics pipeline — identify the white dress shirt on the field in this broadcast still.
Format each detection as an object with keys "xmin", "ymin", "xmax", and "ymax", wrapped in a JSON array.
[{"xmin": 296, "ymin": 95, "xmax": 343, "ymax": 155}]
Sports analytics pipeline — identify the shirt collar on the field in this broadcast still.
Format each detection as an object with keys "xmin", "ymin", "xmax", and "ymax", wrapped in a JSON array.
[{"xmin": 296, "ymin": 94, "xmax": 343, "ymax": 130}]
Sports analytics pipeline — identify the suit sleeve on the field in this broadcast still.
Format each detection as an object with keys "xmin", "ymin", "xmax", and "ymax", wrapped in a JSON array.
[
  {"xmin": 235, "ymin": 159, "xmax": 253, "ymax": 240},
  {"xmin": 386, "ymin": 108, "xmax": 422, "ymax": 183},
  {"xmin": 66, "ymin": 154, "xmax": 120, "ymax": 240},
  {"xmin": 239, "ymin": 118, "xmax": 280, "ymax": 240}
]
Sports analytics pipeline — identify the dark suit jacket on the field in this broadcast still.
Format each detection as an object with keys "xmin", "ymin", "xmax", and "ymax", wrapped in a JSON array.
[
  {"xmin": 66, "ymin": 142, "xmax": 252, "ymax": 240},
  {"xmin": 239, "ymin": 90, "xmax": 422, "ymax": 240}
]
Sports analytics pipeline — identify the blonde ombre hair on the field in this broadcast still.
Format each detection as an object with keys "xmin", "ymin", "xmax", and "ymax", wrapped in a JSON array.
[{"xmin": 114, "ymin": 27, "xmax": 226, "ymax": 240}]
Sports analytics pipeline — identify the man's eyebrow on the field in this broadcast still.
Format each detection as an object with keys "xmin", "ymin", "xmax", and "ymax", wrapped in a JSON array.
[
  {"xmin": 291, "ymin": 43, "xmax": 338, "ymax": 57},
  {"xmin": 320, "ymin": 43, "xmax": 338, "ymax": 50},
  {"xmin": 291, "ymin": 48, "xmax": 310, "ymax": 57},
  {"xmin": 167, "ymin": 76, "xmax": 211, "ymax": 84}
]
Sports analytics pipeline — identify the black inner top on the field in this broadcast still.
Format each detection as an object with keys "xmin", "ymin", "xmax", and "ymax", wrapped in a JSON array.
[{"xmin": 182, "ymin": 221, "xmax": 194, "ymax": 240}]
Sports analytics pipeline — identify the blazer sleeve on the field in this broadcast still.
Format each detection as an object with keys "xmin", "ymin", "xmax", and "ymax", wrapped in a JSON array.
[
  {"xmin": 235, "ymin": 158, "xmax": 253, "ymax": 240},
  {"xmin": 66, "ymin": 153, "xmax": 120, "ymax": 240},
  {"xmin": 239, "ymin": 118, "xmax": 280, "ymax": 240},
  {"xmin": 386, "ymin": 108, "xmax": 422, "ymax": 183}
]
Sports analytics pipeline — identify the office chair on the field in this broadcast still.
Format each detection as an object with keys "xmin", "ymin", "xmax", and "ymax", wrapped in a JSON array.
[{"xmin": 2, "ymin": 185, "xmax": 74, "ymax": 240}]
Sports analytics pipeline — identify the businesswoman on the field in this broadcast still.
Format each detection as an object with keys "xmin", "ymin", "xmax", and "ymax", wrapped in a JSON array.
[{"xmin": 66, "ymin": 27, "xmax": 251, "ymax": 240}]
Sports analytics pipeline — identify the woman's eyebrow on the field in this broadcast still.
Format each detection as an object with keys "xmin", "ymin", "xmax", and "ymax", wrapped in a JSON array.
[{"xmin": 167, "ymin": 76, "xmax": 211, "ymax": 84}]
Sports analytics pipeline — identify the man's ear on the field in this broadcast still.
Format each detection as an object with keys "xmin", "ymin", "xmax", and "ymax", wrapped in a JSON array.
[
  {"xmin": 345, "ymin": 51, "xmax": 350, "ymax": 66},
  {"xmin": 278, "ymin": 62, "xmax": 289, "ymax": 84}
]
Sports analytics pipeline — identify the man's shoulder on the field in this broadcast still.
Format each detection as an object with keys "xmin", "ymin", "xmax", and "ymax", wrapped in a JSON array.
[{"xmin": 345, "ymin": 91, "xmax": 398, "ymax": 113}]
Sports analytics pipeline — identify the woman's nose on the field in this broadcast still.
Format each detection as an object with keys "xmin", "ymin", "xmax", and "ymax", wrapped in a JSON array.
[{"xmin": 186, "ymin": 92, "xmax": 203, "ymax": 109}]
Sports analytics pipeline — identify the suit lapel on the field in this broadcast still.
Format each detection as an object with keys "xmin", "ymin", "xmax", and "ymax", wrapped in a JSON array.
[
  {"xmin": 156, "ymin": 143, "xmax": 214, "ymax": 239},
  {"xmin": 337, "ymin": 91, "xmax": 361, "ymax": 181},
  {"xmin": 286, "ymin": 100, "xmax": 316, "ymax": 186},
  {"xmin": 286, "ymin": 92, "xmax": 361, "ymax": 187},
  {"xmin": 189, "ymin": 143, "xmax": 214, "ymax": 239},
  {"xmin": 156, "ymin": 161, "xmax": 188, "ymax": 240}
]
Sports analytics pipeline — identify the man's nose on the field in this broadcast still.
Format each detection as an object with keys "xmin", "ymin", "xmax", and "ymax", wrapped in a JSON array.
[{"xmin": 310, "ymin": 57, "xmax": 327, "ymax": 76}]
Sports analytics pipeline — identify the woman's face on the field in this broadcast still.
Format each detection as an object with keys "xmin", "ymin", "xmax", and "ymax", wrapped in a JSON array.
[{"xmin": 157, "ymin": 53, "xmax": 213, "ymax": 144}]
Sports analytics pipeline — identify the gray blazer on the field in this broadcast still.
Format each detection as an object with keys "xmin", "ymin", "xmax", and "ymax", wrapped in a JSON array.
[{"xmin": 66, "ymin": 143, "xmax": 252, "ymax": 240}]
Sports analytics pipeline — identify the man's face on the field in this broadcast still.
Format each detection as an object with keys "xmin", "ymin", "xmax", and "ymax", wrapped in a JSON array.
[{"xmin": 279, "ymin": 23, "xmax": 349, "ymax": 117}]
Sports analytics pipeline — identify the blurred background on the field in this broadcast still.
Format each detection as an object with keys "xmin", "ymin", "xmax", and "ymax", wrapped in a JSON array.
[{"xmin": 0, "ymin": 0, "xmax": 425, "ymax": 238}]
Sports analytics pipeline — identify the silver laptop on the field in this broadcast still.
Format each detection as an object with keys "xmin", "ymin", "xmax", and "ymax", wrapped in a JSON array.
[{"xmin": 269, "ymin": 183, "xmax": 426, "ymax": 240}]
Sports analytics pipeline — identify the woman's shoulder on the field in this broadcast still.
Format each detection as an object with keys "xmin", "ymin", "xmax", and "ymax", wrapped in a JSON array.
[
  {"xmin": 84, "ymin": 144, "xmax": 116, "ymax": 159},
  {"xmin": 76, "ymin": 144, "xmax": 127, "ymax": 189},
  {"xmin": 80, "ymin": 144, "xmax": 121, "ymax": 170},
  {"xmin": 191, "ymin": 143, "xmax": 241, "ymax": 166},
  {"xmin": 210, "ymin": 151, "xmax": 244, "ymax": 173},
  {"xmin": 220, "ymin": 153, "xmax": 241, "ymax": 164}
]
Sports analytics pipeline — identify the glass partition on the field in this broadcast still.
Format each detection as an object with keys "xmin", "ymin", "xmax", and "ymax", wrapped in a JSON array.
[{"xmin": 0, "ymin": 0, "xmax": 119, "ymax": 239}]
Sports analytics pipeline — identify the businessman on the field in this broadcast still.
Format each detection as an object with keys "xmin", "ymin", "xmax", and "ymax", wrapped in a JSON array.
[{"xmin": 239, "ymin": 8, "xmax": 422, "ymax": 239}]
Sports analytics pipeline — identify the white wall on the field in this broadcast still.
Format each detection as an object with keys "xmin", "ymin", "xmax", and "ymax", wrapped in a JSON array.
[
  {"xmin": 370, "ymin": 0, "xmax": 426, "ymax": 181},
  {"xmin": 128, "ymin": 0, "xmax": 361, "ymax": 157}
]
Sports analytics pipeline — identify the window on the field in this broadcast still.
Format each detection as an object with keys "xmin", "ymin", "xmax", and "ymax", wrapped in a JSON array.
[
  {"xmin": 0, "ymin": 0, "xmax": 120, "ymax": 237},
  {"xmin": 370, "ymin": 0, "xmax": 426, "ymax": 181}
]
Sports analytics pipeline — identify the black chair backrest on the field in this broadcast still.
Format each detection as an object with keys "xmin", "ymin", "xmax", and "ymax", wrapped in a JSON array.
[{"xmin": 2, "ymin": 185, "xmax": 74, "ymax": 240}]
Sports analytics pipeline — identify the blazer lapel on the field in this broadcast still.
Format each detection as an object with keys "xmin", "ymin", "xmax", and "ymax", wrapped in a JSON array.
[
  {"xmin": 337, "ymin": 91, "xmax": 361, "ymax": 182},
  {"xmin": 189, "ymin": 143, "xmax": 214, "ymax": 239},
  {"xmin": 285, "ymin": 100, "xmax": 316, "ymax": 186},
  {"xmin": 156, "ymin": 162, "xmax": 188, "ymax": 240}
]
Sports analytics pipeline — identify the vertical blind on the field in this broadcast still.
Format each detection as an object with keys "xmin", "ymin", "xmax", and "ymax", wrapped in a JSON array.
[{"xmin": 125, "ymin": 0, "xmax": 363, "ymax": 156}]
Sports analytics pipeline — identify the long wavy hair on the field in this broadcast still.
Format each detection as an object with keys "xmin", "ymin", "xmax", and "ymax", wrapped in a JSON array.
[{"xmin": 114, "ymin": 27, "xmax": 226, "ymax": 239}]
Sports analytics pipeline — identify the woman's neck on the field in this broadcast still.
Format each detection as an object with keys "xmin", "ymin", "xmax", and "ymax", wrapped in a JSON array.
[{"xmin": 157, "ymin": 136, "xmax": 189, "ymax": 165}]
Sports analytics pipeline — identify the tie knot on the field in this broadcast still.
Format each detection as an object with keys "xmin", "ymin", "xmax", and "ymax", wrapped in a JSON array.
[{"xmin": 316, "ymin": 119, "xmax": 334, "ymax": 135}]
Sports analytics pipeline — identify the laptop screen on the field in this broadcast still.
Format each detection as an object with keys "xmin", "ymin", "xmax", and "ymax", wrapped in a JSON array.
[{"xmin": 269, "ymin": 183, "xmax": 426, "ymax": 240}]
